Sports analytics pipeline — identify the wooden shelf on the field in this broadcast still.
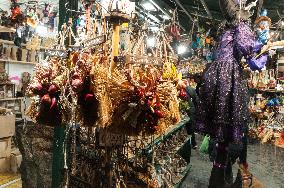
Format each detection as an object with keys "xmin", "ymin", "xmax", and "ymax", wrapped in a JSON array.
[
  {"xmin": 0, "ymin": 39, "xmax": 56, "ymax": 51},
  {"xmin": 249, "ymin": 88, "xmax": 284, "ymax": 94},
  {"xmin": 174, "ymin": 164, "xmax": 191, "ymax": 188},
  {"xmin": 0, "ymin": 59, "xmax": 37, "ymax": 65},
  {"xmin": 0, "ymin": 97, "xmax": 23, "ymax": 101},
  {"xmin": 0, "ymin": 26, "xmax": 16, "ymax": 33}
]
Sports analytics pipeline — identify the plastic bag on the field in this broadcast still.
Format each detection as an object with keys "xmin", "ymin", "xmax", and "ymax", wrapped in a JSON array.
[{"xmin": 199, "ymin": 135, "xmax": 210, "ymax": 154}]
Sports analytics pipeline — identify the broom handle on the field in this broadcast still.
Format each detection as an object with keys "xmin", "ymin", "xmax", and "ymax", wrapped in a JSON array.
[{"xmin": 255, "ymin": 40, "xmax": 284, "ymax": 58}]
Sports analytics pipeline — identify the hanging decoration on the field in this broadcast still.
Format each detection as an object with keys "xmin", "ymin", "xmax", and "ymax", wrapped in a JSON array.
[
  {"xmin": 91, "ymin": 27, "xmax": 181, "ymax": 135},
  {"xmin": 168, "ymin": 8, "xmax": 181, "ymax": 40}
]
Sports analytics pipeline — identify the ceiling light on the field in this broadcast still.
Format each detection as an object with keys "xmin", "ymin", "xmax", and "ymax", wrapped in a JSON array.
[
  {"xmin": 149, "ymin": 26, "xmax": 159, "ymax": 32},
  {"xmin": 147, "ymin": 37, "xmax": 156, "ymax": 48},
  {"xmin": 177, "ymin": 44, "xmax": 187, "ymax": 55},
  {"xmin": 141, "ymin": 2, "xmax": 156, "ymax": 11},
  {"xmin": 36, "ymin": 24, "xmax": 48, "ymax": 36}
]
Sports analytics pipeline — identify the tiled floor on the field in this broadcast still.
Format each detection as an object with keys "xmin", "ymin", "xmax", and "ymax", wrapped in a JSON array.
[
  {"xmin": 181, "ymin": 134, "xmax": 284, "ymax": 188},
  {"xmin": 0, "ymin": 173, "xmax": 21, "ymax": 188},
  {"xmin": 4, "ymin": 180, "xmax": 21, "ymax": 188}
]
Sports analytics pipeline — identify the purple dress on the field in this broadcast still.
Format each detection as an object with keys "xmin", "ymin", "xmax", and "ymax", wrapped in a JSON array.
[{"xmin": 196, "ymin": 22, "xmax": 255, "ymax": 143}]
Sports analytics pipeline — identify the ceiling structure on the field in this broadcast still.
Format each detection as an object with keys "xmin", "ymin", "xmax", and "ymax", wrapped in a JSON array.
[
  {"xmin": 137, "ymin": 0, "xmax": 284, "ymax": 32},
  {"xmin": 1, "ymin": 0, "xmax": 284, "ymax": 33}
]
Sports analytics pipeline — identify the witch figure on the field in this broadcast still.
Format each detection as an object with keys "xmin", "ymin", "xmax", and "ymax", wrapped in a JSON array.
[{"xmin": 196, "ymin": 0, "xmax": 267, "ymax": 187}]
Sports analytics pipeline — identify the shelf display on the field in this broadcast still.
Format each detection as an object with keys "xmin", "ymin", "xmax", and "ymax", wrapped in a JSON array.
[{"xmin": 248, "ymin": 91, "xmax": 284, "ymax": 148}]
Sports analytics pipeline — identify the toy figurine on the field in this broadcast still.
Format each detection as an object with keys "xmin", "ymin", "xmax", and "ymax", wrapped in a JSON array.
[
  {"xmin": 246, "ymin": 9, "xmax": 271, "ymax": 71},
  {"xmin": 255, "ymin": 9, "xmax": 271, "ymax": 45}
]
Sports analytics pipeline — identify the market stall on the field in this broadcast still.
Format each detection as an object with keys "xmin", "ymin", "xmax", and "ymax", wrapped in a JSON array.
[{"xmin": 0, "ymin": 0, "xmax": 284, "ymax": 188}]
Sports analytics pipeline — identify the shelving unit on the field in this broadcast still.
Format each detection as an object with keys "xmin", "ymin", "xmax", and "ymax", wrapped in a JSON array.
[
  {"xmin": 0, "ymin": 97, "xmax": 23, "ymax": 101},
  {"xmin": 140, "ymin": 118, "xmax": 191, "ymax": 187},
  {"xmin": 0, "ymin": 59, "xmax": 37, "ymax": 65}
]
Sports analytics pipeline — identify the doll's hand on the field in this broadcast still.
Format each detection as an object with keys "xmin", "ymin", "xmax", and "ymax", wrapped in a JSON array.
[{"xmin": 268, "ymin": 50, "xmax": 276, "ymax": 56}]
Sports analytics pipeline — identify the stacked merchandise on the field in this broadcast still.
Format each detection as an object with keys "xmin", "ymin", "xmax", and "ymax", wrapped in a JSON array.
[
  {"xmin": 177, "ymin": 57, "xmax": 207, "ymax": 80},
  {"xmin": 0, "ymin": 108, "xmax": 13, "ymax": 172},
  {"xmin": 248, "ymin": 69, "xmax": 284, "ymax": 148}
]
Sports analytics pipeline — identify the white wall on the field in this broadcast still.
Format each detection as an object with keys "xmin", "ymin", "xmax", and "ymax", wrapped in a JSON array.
[
  {"xmin": 5, "ymin": 63, "xmax": 35, "ymax": 78},
  {"xmin": 0, "ymin": 0, "xmax": 10, "ymax": 12}
]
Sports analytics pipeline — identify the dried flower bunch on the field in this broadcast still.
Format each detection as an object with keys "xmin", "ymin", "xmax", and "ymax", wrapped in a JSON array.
[{"xmin": 91, "ymin": 63, "xmax": 180, "ymax": 135}]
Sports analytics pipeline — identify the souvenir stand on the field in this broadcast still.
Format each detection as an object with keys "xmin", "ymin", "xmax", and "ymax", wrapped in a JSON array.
[
  {"xmin": 248, "ymin": 54, "xmax": 284, "ymax": 147},
  {"xmin": 23, "ymin": 1, "xmax": 192, "ymax": 187},
  {"xmin": 246, "ymin": 11, "xmax": 284, "ymax": 147}
]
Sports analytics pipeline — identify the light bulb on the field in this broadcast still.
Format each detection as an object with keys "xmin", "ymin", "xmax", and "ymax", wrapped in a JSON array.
[
  {"xmin": 36, "ymin": 25, "xmax": 48, "ymax": 36},
  {"xmin": 177, "ymin": 44, "xmax": 187, "ymax": 54},
  {"xmin": 147, "ymin": 37, "xmax": 156, "ymax": 48}
]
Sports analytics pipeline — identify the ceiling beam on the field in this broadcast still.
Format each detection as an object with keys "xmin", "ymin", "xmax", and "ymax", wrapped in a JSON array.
[
  {"xmin": 174, "ymin": 0, "xmax": 194, "ymax": 22},
  {"xmin": 136, "ymin": 5, "xmax": 161, "ymax": 23},
  {"xmin": 199, "ymin": 0, "xmax": 212, "ymax": 18},
  {"xmin": 149, "ymin": 0, "xmax": 186, "ymax": 31},
  {"xmin": 149, "ymin": 0, "xmax": 170, "ymax": 18},
  {"xmin": 178, "ymin": 8, "xmax": 222, "ymax": 22}
]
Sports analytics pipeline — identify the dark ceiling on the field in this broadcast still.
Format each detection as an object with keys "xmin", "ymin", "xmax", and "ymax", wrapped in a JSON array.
[{"xmin": 144, "ymin": 0, "xmax": 284, "ymax": 32}]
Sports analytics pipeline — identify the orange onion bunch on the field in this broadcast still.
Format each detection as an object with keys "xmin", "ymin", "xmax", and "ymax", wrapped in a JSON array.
[
  {"xmin": 69, "ymin": 52, "xmax": 98, "ymax": 126},
  {"xmin": 27, "ymin": 58, "xmax": 69, "ymax": 126}
]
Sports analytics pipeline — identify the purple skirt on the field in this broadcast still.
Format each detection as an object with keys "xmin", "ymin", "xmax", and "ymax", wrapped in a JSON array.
[{"xmin": 196, "ymin": 58, "xmax": 249, "ymax": 143}]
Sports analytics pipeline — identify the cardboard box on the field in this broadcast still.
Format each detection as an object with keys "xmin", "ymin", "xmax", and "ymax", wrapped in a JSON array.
[
  {"xmin": 0, "ymin": 157, "xmax": 11, "ymax": 172},
  {"xmin": 0, "ymin": 114, "xmax": 15, "ymax": 139},
  {"xmin": 0, "ymin": 137, "xmax": 11, "ymax": 158},
  {"xmin": 10, "ymin": 153, "xmax": 22, "ymax": 173}
]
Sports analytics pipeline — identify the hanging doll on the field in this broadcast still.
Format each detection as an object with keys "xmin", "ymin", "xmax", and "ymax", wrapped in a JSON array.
[
  {"xmin": 10, "ymin": 1, "xmax": 27, "ymax": 47},
  {"xmin": 196, "ymin": 0, "xmax": 264, "ymax": 187},
  {"xmin": 26, "ymin": 5, "xmax": 38, "ymax": 28},
  {"xmin": 247, "ymin": 9, "xmax": 271, "ymax": 71},
  {"xmin": 169, "ymin": 9, "xmax": 181, "ymax": 40},
  {"xmin": 191, "ymin": 32, "xmax": 204, "ymax": 57}
]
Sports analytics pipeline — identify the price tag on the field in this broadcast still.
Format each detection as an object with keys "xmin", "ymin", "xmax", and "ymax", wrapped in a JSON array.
[
  {"xmin": 45, "ymin": 50, "xmax": 67, "ymax": 58},
  {"xmin": 69, "ymin": 175, "xmax": 92, "ymax": 188},
  {"xmin": 82, "ymin": 35, "xmax": 106, "ymax": 48},
  {"xmin": 99, "ymin": 130, "xmax": 124, "ymax": 147}
]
